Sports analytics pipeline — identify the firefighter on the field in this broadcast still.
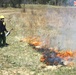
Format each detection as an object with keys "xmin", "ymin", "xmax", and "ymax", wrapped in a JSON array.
[{"xmin": 0, "ymin": 15, "xmax": 8, "ymax": 47}]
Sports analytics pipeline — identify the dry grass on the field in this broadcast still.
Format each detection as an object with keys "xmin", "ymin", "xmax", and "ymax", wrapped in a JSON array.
[{"xmin": 0, "ymin": 5, "xmax": 76, "ymax": 75}]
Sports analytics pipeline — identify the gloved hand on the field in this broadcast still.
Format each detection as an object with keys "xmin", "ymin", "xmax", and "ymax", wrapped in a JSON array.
[
  {"xmin": 0, "ymin": 32, "xmax": 3, "ymax": 35},
  {"xmin": 5, "ymin": 31, "xmax": 10, "ymax": 36}
]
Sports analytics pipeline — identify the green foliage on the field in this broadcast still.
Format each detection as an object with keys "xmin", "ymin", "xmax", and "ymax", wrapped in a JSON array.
[{"xmin": 0, "ymin": 0, "xmax": 68, "ymax": 8}]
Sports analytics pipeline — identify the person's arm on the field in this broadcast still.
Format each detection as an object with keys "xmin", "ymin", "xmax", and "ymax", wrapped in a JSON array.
[
  {"xmin": 3, "ymin": 22, "xmax": 8, "ymax": 32},
  {"xmin": 4, "ymin": 25, "xmax": 8, "ymax": 32}
]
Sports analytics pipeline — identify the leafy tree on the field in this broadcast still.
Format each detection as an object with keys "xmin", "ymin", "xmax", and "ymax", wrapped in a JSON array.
[
  {"xmin": 36, "ymin": 0, "xmax": 50, "ymax": 4},
  {"xmin": 10, "ymin": 0, "xmax": 22, "ymax": 8},
  {"xmin": 0, "ymin": 0, "xmax": 69, "ymax": 7},
  {"xmin": 0, "ymin": 0, "xmax": 4, "ymax": 7}
]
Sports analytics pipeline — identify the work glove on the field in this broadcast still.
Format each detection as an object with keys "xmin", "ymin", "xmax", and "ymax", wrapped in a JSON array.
[{"xmin": 5, "ymin": 31, "xmax": 10, "ymax": 36}]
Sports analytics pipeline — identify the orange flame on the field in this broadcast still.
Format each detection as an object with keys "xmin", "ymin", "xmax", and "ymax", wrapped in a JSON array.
[
  {"xmin": 40, "ymin": 50, "xmax": 74, "ymax": 66},
  {"xmin": 57, "ymin": 50, "xmax": 73, "ymax": 57},
  {"xmin": 21, "ymin": 37, "xmax": 75, "ymax": 66},
  {"xmin": 20, "ymin": 37, "xmax": 42, "ymax": 46}
]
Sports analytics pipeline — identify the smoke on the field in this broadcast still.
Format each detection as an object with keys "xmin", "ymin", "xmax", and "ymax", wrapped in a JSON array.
[{"xmin": 46, "ymin": 7, "xmax": 76, "ymax": 50}]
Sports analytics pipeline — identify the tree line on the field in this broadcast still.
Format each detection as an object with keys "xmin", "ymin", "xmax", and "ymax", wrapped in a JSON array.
[{"xmin": 0, "ymin": 0, "xmax": 68, "ymax": 8}]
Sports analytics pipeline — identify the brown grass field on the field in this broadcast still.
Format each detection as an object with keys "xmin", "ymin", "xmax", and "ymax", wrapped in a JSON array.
[{"xmin": 0, "ymin": 5, "xmax": 76, "ymax": 75}]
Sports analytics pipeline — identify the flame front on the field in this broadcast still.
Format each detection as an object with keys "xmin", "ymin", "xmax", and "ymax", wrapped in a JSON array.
[{"xmin": 21, "ymin": 37, "xmax": 76, "ymax": 66}]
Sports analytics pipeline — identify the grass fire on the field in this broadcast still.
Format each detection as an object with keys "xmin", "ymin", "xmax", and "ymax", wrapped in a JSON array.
[
  {"xmin": 0, "ymin": 5, "xmax": 76, "ymax": 75},
  {"xmin": 21, "ymin": 36, "xmax": 76, "ymax": 67}
]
